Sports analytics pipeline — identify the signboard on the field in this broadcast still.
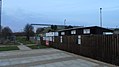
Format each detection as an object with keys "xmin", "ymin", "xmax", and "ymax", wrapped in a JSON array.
[
  {"xmin": 78, "ymin": 35, "xmax": 81, "ymax": 44},
  {"xmin": 46, "ymin": 32, "xmax": 54, "ymax": 36},
  {"xmin": 46, "ymin": 32, "xmax": 58, "ymax": 36}
]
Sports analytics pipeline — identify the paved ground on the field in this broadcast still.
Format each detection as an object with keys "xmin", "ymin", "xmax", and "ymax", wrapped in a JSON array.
[
  {"xmin": 0, "ymin": 48, "xmax": 116, "ymax": 67},
  {"xmin": 18, "ymin": 43, "xmax": 31, "ymax": 50}
]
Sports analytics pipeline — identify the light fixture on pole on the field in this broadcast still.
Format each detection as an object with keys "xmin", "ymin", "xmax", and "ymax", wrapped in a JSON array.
[{"xmin": 100, "ymin": 8, "xmax": 103, "ymax": 27}]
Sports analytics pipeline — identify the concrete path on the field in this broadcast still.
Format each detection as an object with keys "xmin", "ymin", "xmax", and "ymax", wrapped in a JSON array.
[
  {"xmin": 0, "ymin": 48, "xmax": 116, "ymax": 67},
  {"xmin": 18, "ymin": 43, "xmax": 31, "ymax": 50}
]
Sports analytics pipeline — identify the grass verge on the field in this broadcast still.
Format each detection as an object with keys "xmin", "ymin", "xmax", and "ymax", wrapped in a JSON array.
[
  {"xmin": 27, "ymin": 45, "xmax": 49, "ymax": 49},
  {"xmin": 0, "ymin": 46, "xmax": 19, "ymax": 51},
  {"xmin": 16, "ymin": 36, "xmax": 35, "ymax": 45}
]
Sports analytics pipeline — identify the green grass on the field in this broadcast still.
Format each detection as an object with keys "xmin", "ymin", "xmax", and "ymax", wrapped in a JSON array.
[
  {"xmin": 27, "ymin": 45, "xmax": 49, "ymax": 49},
  {"xmin": 0, "ymin": 46, "xmax": 19, "ymax": 51},
  {"xmin": 3, "ymin": 42, "xmax": 20, "ymax": 45},
  {"xmin": 16, "ymin": 36, "xmax": 35, "ymax": 45}
]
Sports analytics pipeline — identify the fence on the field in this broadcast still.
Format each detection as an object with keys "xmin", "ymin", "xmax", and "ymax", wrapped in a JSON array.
[{"xmin": 41, "ymin": 35, "xmax": 119, "ymax": 66}]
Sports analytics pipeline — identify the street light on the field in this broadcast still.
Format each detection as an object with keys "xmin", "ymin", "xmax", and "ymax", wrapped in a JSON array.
[
  {"xmin": 100, "ymin": 8, "xmax": 103, "ymax": 27},
  {"xmin": 0, "ymin": 0, "xmax": 2, "ymax": 33}
]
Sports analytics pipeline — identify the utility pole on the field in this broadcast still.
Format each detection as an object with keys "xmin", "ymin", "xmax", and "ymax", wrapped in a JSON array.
[
  {"xmin": 0, "ymin": 0, "xmax": 2, "ymax": 33},
  {"xmin": 100, "ymin": 8, "xmax": 102, "ymax": 27}
]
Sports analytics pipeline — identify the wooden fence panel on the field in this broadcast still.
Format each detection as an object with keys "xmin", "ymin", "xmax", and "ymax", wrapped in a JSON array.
[{"xmin": 48, "ymin": 35, "xmax": 119, "ymax": 66}]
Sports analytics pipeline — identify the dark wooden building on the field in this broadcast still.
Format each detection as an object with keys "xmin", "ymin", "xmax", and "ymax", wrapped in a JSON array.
[{"xmin": 58, "ymin": 26, "xmax": 113, "ymax": 36}]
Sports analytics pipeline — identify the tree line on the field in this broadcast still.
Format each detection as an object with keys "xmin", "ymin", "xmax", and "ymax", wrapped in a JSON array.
[
  {"xmin": 0, "ymin": 26, "xmax": 13, "ymax": 39},
  {"xmin": 0, "ymin": 24, "xmax": 74, "ymax": 41}
]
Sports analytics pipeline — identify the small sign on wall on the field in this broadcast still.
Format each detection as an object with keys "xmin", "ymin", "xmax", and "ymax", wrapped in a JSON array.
[
  {"xmin": 78, "ymin": 35, "xmax": 81, "ymax": 44},
  {"xmin": 60, "ymin": 36, "xmax": 63, "ymax": 43}
]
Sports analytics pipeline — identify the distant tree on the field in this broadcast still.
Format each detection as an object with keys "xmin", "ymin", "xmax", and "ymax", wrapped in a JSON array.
[
  {"xmin": 36, "ymin": 28, "xmax": 44, "ymax": 34},
  {"xmin": 68, "ymin": 25, "xmax": 73, "ymax": 28},
  {"xmin": 24, "ymin": 24, "xmax": 34, "ymax": 40},
  {"xmin": 54, "ymin": 25, "xmax": 57, "ymax": 31},
  {"xmin": 51, "ymin": 25, "xmax": 57, "ymax": 31},
  {"xmin": 51, "ymin": 25, "xmax": 54, "ymax": 30},
  {"xmin": 48, "ymin": 29, "xmax": 52, "ymax": 32},
  {"xmin": 2, "ymin": 27, "xmax": 13, "ymax": 39}
]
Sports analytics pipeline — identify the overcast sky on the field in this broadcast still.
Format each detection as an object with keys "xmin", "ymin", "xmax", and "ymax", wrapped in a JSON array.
[{"xmin": 1, "ymin": 0, "xmax": 119, "ymax": 32}]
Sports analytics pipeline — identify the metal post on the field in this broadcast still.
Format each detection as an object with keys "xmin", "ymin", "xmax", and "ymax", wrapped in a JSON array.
[
  {"xmin": 0, "ymin": 0, "xmax": 2, "ymax": 33},
  {"xmin": 100, "ymin": 8, "xmax": 102, "ymax": 27}
]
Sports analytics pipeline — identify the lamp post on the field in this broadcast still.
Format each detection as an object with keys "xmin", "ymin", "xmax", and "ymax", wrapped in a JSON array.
[
  {"xmin": 0, "ymin": 0, "xmax": 2, "ymax": 33},
  {"xmin": 100, "ymin": 8, "xmax": 102, "ymax": 27}
]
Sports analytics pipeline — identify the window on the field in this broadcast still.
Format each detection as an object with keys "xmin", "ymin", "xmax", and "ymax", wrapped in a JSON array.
[
  {"xmin": 60, "ymin": 36, "xmax": 63, "ymax": 43},
  {"xmin": 103, "ymin": 32, "xmax": 113, "ymax": 35},
  {"xmin": 61, "ymin": 32, "xmax": 65, "ymax": 35},
  {"xmin": 78, "ymin": 35, "xmax": 81, "ymax": 44},
  {"xmin": 71, "ymin": 30, "xmax": 76, "ymax": 34},
  {"xmin": 83, "ymin": 29, "xmax": 90, "ymax": 34}
]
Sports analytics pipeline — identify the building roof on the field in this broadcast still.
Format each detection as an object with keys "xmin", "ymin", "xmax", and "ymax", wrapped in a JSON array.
[{"xmin": 57, "ymin": 26, "xmax": 113, "ymax": 32}]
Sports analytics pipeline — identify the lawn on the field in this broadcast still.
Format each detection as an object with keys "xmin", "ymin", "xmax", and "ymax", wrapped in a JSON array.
[
  {"xmin": 16, "ymin": 36, "xmax": 35, "ymax": 45},
  {"xmin": 0, "ymin": 46, "xmax": 19, "ymax": 51},
  {"xmin": 27, "ymin": 45, "xmax": 49, "ymax": 49},
  {"xmin": 2, "ymin": 42, "xmax": 20, "ymax": 45}
]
